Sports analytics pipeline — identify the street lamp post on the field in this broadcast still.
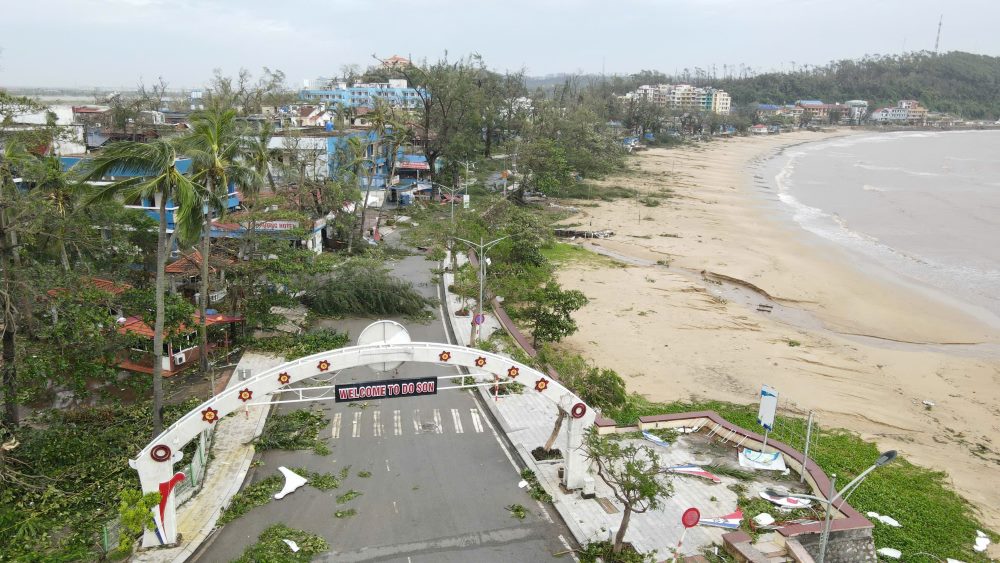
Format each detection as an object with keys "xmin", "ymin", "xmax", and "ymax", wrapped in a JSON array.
[
  {"xmin": 454, "ymin": 235, "xmax": 510, "ymax": 346},
  {"xmin": 765, "ymin": 450, "xmax": 896, "ymax": 563}
]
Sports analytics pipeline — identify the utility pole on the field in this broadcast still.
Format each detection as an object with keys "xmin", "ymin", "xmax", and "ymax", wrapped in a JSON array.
[{"xmin": 934, "ymin": 15, "xmax": 943, "ymax": 53}]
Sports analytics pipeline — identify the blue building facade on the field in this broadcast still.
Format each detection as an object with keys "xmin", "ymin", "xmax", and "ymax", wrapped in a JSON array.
[
  {"xmin": 299, "ymin": 80, "xmax": 425, "ymax": 109},
  {"xmin": 61, "ymin": 156, "xmax": 240, "ymax": 231}
]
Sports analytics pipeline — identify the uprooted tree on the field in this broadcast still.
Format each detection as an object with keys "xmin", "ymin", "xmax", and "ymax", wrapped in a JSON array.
[{"xmin": 583, "ymin": 427, "xmax": 673, "ymax": 555}]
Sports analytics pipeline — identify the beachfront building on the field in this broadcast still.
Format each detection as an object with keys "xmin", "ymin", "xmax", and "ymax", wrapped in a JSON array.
[
  {"xmin": 299, "ymin": 79, "xmax": 424, "ymax": 110},
  {"xmin": 845, "ymin": 100, "xmax": 869, "ymax": 123},
  {"xmin": 629, "ymin": 84, "xmax": 732, "ymax": 115},
  {"xmin": 869, "ymin": 106, "xmax": 910, "ymax": 123},
  {"xmin": 898, "ymin": 100, "xmax": 928, "ymax": 124}
]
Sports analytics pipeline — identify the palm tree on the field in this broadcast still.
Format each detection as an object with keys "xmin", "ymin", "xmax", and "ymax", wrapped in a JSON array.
[
  {"xmin": 179, "ymin": 109, "xmax": 258, "ymax": 376},
  {"xmin": 76, "ymin": 139, "xmax": 202, "ymax": 436}
]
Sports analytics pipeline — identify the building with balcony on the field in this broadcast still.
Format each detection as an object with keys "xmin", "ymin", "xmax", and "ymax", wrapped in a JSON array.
[
  {"xmin": 60, "ymin": 155, "xmax": 241, "ymax": 233},
  {"xmin": 629, "ymin": 84, "xmax": 731, "ymax": 115},
  {"xmin": 299, "ymin": 79, "xmax": 425, "ymax": 109}
]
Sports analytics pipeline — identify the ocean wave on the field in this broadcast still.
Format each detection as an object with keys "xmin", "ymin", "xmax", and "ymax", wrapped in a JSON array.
[{"xmin": 854, "ymin": 162, "xmax": 940, "ymax": 176}]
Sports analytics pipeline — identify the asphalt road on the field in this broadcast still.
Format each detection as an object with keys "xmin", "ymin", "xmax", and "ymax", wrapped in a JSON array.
[{"xmin": 193, "ymin": 240, "xmax": 575, "ymax": 562}]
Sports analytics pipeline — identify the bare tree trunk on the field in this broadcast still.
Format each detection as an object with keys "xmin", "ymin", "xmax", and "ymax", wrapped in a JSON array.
[
  {"xmin": 1, "ymin": 242, "xmax": 16, "ymax": 426},
  {"xmin": 357, "ymin": 171, "xmax": 373, "ymax": 245},
  {"xmin": 613, "ymin": 505, "xmax": 632, "ymax": 554},
  {"xmin": 151, "ymin": 193, "xmax": 168, "ymax": 436},
  {"xmin": 198, "ymin": 181, "xmax": 212, "ymax": 376},
  {"xmin": 544, "ymin": 408, "xmax": 566, "ymax": 452}
]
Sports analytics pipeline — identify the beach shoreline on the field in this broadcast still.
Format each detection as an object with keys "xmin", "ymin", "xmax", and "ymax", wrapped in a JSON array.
[{"xmin": 551, "ymin": 130, "xmax": 1000, "ymax": 529}]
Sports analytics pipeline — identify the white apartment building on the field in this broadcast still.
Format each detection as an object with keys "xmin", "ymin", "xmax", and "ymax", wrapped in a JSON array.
[{"xmin": 631, "ymin": 84, "xmax": 731, "ymax": 115}]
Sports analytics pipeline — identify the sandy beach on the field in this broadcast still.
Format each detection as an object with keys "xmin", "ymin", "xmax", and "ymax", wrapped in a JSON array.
[{"xmin": 552, "ymin": 131, "xmax": 1000, "ymax": 529}]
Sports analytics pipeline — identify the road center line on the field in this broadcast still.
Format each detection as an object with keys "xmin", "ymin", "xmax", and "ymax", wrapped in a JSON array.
[
  {"xmin": 451, "ymin": 408, "xmax": 463, "ymax": 433},
  {"xmin": 413, "ymin": 409, "xmax": 421, "ymax": 433}
]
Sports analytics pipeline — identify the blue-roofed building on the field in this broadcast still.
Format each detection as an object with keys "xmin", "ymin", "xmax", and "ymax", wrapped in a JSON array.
[
  {"xmin": 60, "ymin": 155, "xmax": 240, "ymax": 232},
  {"xmin": 299, "ymin": 79, "xmax": 425, "ymax": 110}
]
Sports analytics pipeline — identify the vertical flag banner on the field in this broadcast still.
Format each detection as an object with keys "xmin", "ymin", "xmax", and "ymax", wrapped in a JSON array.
[{"xmin": 757, "ymin": 385, "xmax": 778, "ymax": 431}]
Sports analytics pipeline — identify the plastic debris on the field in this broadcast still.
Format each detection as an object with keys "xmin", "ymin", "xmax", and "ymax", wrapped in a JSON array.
[
  {"xmin": 753, "ymin": 512, "xmax": 775, "ymax": 527},
  {"xmin": 876, "ymin": 547, "xmax": 902, "ymax": 559},
  {"xmin": 517, "ymin": 480, "xmax": 528, "ymax": 489},
  {"xmin": 274, "ymin": 467, "xmax": 308, "ymax": 500},
  {"xmin": 974, "ymin": 529, "xmax": 990, "ymax": 552},
  {"xmin": 282, "ymin": 539, "xmax": 300, "ymax": 552},
  {"xmin": 866, "ymin": 511, "xmax": 902, "ymax": 527}
]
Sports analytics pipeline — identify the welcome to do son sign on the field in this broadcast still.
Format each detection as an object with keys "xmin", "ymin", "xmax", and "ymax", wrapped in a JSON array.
[{"xmin": 335, "ymin": 376, "xmax": 438, "ymax": 402}]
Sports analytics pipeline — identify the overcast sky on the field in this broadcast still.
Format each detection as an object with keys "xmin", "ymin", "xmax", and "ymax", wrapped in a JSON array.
[{"xmin": 1, "ymin": 0, "xmax": 996, "ymax": 89}]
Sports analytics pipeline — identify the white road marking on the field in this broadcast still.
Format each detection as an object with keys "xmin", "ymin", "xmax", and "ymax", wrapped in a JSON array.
[
  {"xmin": 393, "ymin": 500, "xmax": 399, "ymax": 514},
  {"xmin": 557, "ymin": 535, "xmax": 579, "ymax": 562},
  {"xmin": 373, "ymin": 410, "xmax": 383, "ymax": 437},
  {"xmin": 352, "ymin": 412, "xmax": 362, "ymax": 438},
  {"xmin": 331, "ymin": 413, "xmax": 341, "ymax": 439},
  {"xmin": 393, "ymin": 410, "xmax": 402, "ymax": 436},
  {"xmin": 469, "ymin": 408, "xmax": 484, "ymax": 433},
  {"xmin": 451, "ymin": 408, "xmax": 464, "ymax": 434},
  {"xmin": 432, "ymin": 409, "xmax": 443, "ymax": 434},
  {"xmin": 413, "ymin": 409, "xmax": 421, "ymax": 433},
  {"xmin": 477, "ymin": 401, "xmax": 520, "ymax": 472},
  {"xmin": 386, "ymin": 459, "xmax": 391, "ymax": 472},
  {"xmin": 536, "ymin": 500, "xmax": 553, "ymax": 522}
]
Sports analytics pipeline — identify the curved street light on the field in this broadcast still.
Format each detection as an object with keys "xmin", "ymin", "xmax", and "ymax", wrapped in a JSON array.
[{"xmin": 764, "ymin": 450, "xmax": 896, "ymax": 563}]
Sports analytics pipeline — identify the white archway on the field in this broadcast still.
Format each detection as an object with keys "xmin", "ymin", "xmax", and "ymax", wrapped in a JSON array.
[{"xmin": 130, "ymin": 342, "xmax": 596, "ymax": 547}]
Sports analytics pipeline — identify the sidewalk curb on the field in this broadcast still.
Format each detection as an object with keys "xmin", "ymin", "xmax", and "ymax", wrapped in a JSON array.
[{"xmin": 439, "ymin": 255, "xmax": 586, "ymax": 550}]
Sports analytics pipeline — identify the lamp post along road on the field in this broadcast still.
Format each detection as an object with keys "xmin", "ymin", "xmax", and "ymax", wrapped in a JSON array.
[
  {"xmin": 765, "ymin": 450, "xmax": 896, "ymax": 563},
  {"xmin": 427, "ymin": 180, "xmax": 467, "ymax": 272},
  {"xmin": 454, "ymin": 235, "xmax": 510, "ymax": 346}
]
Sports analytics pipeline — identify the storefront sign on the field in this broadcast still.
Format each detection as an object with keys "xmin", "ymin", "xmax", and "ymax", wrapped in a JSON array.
[{"xmin": 335, "ymin": 376, "xmax": 437, "ymax": 402}]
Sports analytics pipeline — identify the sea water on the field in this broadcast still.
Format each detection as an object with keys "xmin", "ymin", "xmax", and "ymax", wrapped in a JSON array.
[{"xmin": 772, "ymin": 130, "xmax": 1000, "ymax": 322}]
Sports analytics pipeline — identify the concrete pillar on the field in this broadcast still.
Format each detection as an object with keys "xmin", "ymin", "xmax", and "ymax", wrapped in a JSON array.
[{"xmin": 561, "ymin": 393, "xmax": 594, "ymax": 490}]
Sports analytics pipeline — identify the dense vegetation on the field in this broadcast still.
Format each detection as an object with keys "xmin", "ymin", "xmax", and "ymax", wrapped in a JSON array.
[
  {"xmin": 0, "ymin": 400, "xmax": 199, "ymax": 562},
  {"xmin": 529, "ymin": 51, "xmax": 1000, "ymax": 120},
  {"xmin": 716, "ymin": 51, "xmax": 1000, "ymax": 119}
]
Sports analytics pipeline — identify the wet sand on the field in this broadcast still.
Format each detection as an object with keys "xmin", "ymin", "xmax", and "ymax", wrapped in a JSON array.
[{"xmin": 552, "ymin": 131, "xmax": 1000, "ymax": 529}]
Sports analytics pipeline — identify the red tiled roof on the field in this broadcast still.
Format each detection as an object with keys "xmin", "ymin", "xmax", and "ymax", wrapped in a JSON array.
[
  {"xmin": 47, "ymin": 277, "xmax": 132, "ymax": 298},
  {"xmin": 165, "ymin": 250, "xmax": 233, "ymax": 276},
  {"xmin": 118, "ymin": 312, "xmax": 243, "ymax": 339}
]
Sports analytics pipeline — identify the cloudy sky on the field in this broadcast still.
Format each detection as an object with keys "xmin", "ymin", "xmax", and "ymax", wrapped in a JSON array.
[{"xmin": 0, "ymin": 0, "xmax": 996, "ymax": 89}]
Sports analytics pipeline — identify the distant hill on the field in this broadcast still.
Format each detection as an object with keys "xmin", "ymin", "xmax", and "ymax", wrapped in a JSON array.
[
  {"xmin": 716, "ymin": 51, "xmax": 1000, "ymax": 119},
  {"xmin": 525, "ymin": 52, "xmax": 1000, "ymax": 120}
]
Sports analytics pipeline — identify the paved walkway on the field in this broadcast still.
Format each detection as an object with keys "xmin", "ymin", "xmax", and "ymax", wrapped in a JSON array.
[
  {"xmin": 135, "ymin": 353, "xmax": 284, "ymax": 563},
  {"xmin": 440, "ymin": 255, "xmax": 727, "ymax": 559}
]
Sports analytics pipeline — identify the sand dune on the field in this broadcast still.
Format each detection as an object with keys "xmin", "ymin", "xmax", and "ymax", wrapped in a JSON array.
[{"xmin": 553, "ymin": 131, "xmax": 1000, "ymax": 529}]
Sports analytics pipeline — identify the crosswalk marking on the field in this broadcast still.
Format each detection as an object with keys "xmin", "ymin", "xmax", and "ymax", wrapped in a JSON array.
[
  {"xmin": 331, "ymin": 407, "xmax": 488, "ymax": 439},
  {"xmin": 433, "ymin": 409, "xmax": 443, "ymax": 434},
  {"xmin": 332, "ymin": 413, "xmax": 342, "ymax": 439},
  {"xmin": 470, "ymin": 408, "xmax": 484, "ymax": 433}
]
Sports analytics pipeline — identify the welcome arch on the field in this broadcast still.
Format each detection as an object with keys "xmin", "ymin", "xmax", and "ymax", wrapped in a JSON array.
[{"xmin": 131, "ymin": 342, "xmax": 596, "ymax": 546}]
